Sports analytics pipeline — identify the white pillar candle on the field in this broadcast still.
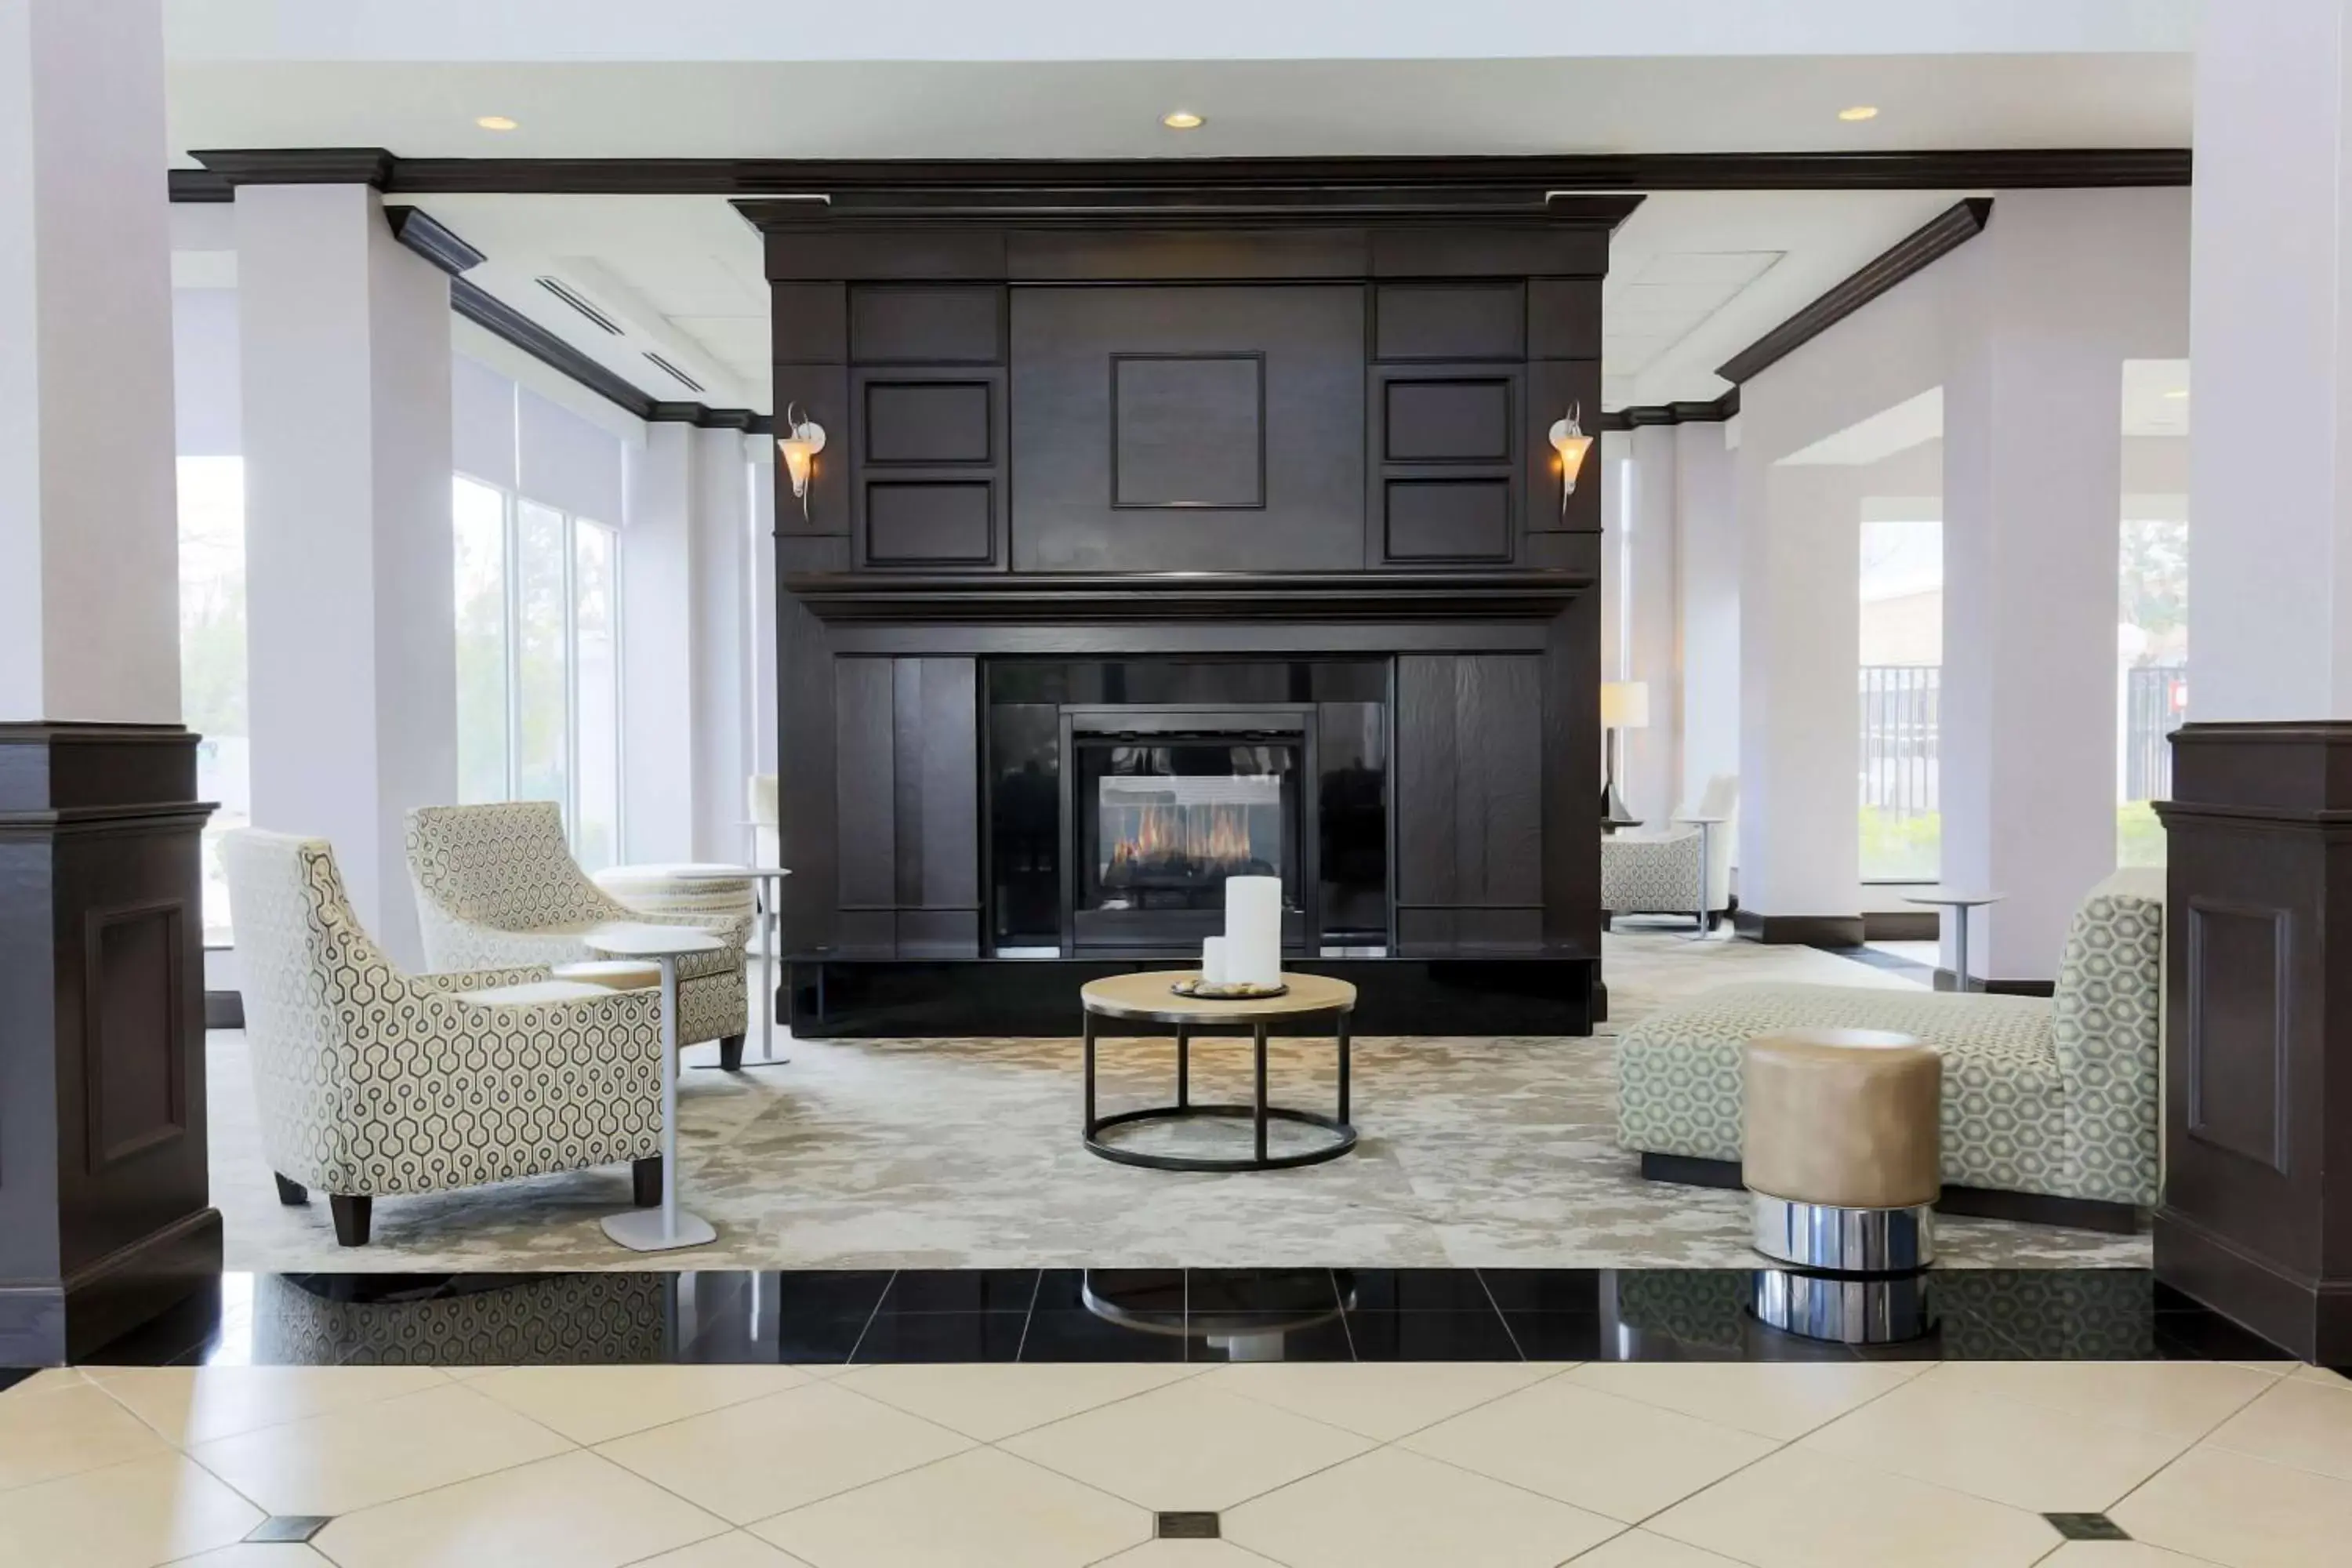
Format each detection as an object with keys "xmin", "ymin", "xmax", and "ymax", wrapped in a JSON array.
[
  {"xmin": 1224, "ymin": 875, "xmax": 1284, "ymax": 988},
  {"xmin": 1200, "ymin": 936, "xmax": 1228, "ymax": 983}
]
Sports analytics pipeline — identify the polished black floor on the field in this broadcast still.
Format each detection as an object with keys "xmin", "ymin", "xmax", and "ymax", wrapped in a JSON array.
[{"xmin": 44, "ymin": 1266, "xmax": 2310, "ymax": 1372}]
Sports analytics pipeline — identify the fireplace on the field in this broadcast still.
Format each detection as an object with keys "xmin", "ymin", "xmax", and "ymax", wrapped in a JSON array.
[{"xmin": 1065, "ymin": 707, "xmax": 1314, "ymax": 950}]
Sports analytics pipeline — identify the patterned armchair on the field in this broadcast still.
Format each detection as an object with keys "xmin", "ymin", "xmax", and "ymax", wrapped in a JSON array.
[
  {"xmin": 1602, "ymin": 774, "xmax": 1737, "ymax": 928},
  {"xmin": 1616, "ymin": 869, "xmax": 2165, "ymax": 1211},
  {"xmin": 405, "ymin": 802, "xmax": 752, "ymax": 1067},
  {"xmin": 220, "ymin": 829, "xmax": 666, "ymax": 1247}
]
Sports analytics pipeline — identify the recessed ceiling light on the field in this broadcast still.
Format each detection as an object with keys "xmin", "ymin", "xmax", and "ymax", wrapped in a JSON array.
[
  {"xmin": 476, "ymin": 115, "xmax": 520, "ymax": 132},
  {"xmin": 1161, "ymin": 111, "xmax": 1204, "ymax": 130},
  {"xmin": 2163, "ymin": 388, "xmax": 2190, "ymax": 400},
  {"xmin": 1837, "ymin": 105, "xmax": 1879, "ymax": 122}
]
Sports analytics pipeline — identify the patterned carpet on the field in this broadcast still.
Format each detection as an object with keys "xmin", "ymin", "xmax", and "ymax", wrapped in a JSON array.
[{"xmin": 209, "ymin": 929, "xmax": 2151, "ymax": 1273}]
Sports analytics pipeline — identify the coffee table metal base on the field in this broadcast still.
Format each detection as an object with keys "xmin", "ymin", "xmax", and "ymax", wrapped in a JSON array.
[{"xmin": 1085, "ymin": 1103, "xmax": 1358, "ymax": 1173}]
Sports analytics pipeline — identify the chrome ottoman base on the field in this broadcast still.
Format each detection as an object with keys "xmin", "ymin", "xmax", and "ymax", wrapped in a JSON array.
[{"xmin": 1749, "ymin": 1192, "xmax": 1939, "ymax": 1345}]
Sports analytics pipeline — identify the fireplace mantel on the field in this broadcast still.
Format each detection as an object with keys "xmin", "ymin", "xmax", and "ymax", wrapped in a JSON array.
[{"xmin": 785, "ymin": 569, "xmax": 1594, "ymax": 626}]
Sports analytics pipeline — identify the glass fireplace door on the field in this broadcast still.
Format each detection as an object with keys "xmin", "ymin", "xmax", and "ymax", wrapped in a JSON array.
[{"xmin": 1065, "ymin": 715, "xmax": 1312, "ymax": 950}]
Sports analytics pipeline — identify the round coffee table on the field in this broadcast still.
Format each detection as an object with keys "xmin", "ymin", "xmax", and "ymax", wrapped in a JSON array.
[{"xmin": 1080, "ymin": 971, "xmax": 1358, "ymax": 1173}]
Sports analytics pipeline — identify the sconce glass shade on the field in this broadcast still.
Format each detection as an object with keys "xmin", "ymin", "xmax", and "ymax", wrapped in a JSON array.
[
  {"xmin": 1548, "ymin": 405, "xmax": 1595, "ymax": 510},
  {"xmin": 1600, "ymin": 679, "xmax": 1652, "ymax": 731},
  {"xmin": 775, "ymin": 403, "xmax": 826, "ymax": 517}
]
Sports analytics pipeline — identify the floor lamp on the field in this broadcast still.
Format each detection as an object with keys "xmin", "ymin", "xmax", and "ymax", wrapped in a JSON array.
[{"xmin": 1601, "ymin": 680, "xmax": 1650, "ymax": 829}]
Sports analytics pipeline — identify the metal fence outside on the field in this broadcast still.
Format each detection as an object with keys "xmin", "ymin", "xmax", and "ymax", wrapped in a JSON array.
[
  {"xmin": 2125, "ymin": 665, "xmax": 2187, "ymax": 803},
  {"xmin": 1860, "ymin": 664, "xmax": 1940, "ymax": 818}
]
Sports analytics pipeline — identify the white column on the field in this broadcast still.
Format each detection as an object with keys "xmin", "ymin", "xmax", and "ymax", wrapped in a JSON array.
[
  {"xmin": 1675, "ymin": 420, "xmax": 1740, "ymax": 815},
  {"xmin": 1737, "ymin": 452, "xmax": 1863, "ymax": 927},
  {"xmin": 0, "ymin": 0, "xmax": 180, "ymax": 725},
  {"xmin": 1624, "ymin": 422, "xmax": 1682, "ymax": 821},
  {"xmin": 1941, "ymin": 191, "xmax": 2187, "ymax": 980},
  {"xmin": 2190, "ymin": 0, "xmax": 2352, "ymax": 720},
  {"xmin": 689, "ymin": 427, "xmax": 753, "ymax": 862},
  {"xmin": 237, "ymin": 185, "xmax": 456, "ymax": 967},
  {"xmin": 622, "ymin": 425, "xmax": 697, "ymax": 863}
]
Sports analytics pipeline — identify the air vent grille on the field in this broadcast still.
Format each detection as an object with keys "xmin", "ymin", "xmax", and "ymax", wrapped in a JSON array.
[
  {"xmin": 644, "ymin": 352, "xmax": 705, "ymax": 393},
  {"xmin": 533, "ymin": 275, "xmax": 622, "ymax": 336}
]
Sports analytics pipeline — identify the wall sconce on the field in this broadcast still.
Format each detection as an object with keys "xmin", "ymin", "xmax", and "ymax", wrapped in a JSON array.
[
  {"xmin": 1548, "ymin": 405, "xmax": 1594, "ymax": 516},
  {"xmin": 775, "ymin": 402, "xmax": 826, "ymax": 521}
]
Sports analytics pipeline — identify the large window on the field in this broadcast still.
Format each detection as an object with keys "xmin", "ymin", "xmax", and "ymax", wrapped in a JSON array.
[
  {"xmin": 179, "ymin": 456, "xmax": 249, "ymax": 943},
  {"xmin": 452, "ymin": 474, "xmax": 623, "ymax": 869}
]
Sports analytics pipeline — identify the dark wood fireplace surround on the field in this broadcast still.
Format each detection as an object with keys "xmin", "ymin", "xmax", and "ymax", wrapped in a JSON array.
[{"xmin": 745, "ymin": 168, "xmax": 1637, "ymax": 1036}]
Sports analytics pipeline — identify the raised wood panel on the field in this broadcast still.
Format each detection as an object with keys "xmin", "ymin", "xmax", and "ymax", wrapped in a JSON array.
[
  {"xmin": 1384, "ymin": 479, "xmax": 1513, "ymax": 563},
  {"xmin": 2186, "ymin": 901, "xmax": 2292, "ymax": 1174},
  {"xmin": 849, "ymin": 284, "xmax": 1006, "ymax": 365},
  {"xmin": 1112, "ymin": 353, "xmax": 1266, "ymax": 509},
  {"xmin": 84, "ymin": 902, "xmax": 187, "ymax": 1170},
  {"xmin": 865, "ymin": 483, "xmax": 996, "ymax": 565},
  {"xmin": 902, "ymin": 657, "xmax": 981, "ymax": 911},
  {"xmin": 833, "ymin": 658, "xmax": 898, "ymax": 909},
  {"xmin": 1384, "ymin": 379, "xmax": 1512, "ymax": 463},
  {"xmin": 1395, "ymin": 655, "xmax": 1543, "ymax": 932},
  {"xmin": 1374, "ymin": 284, "xmax": 1525, "ymax": 362},
  {"xmin": 864, "ymin": 381, "xmax": 993, "ymax": 465},
  {"xmin": 1009, "ymin": 285, "xmax": 1367, "ymax": 572}
]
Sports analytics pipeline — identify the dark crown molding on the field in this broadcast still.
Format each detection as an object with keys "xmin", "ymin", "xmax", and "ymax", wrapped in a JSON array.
[
  {"xmin": 384, "ymin": 206, "xmax": 487, "ymax": 277},
  {"xmin": 172, "ymin": 148, "xmax": 2189, "ymax": 202},
  {"xmin": 1599, "ymin": 390, "xmax": 1739, "ymax": 432},
  {"xmin": 1716, "ymin": 198, "xmax": 1993, "ymax": 385},
  {"xmin": 786, "ymin": 570, "xmax": 1591, "ymax": 625},
  {"xmin": 187, "ymin": 147, "xmax": 397, "ymax": 191}
]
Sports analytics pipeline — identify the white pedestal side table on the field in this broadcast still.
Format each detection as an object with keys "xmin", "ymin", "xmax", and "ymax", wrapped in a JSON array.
[
  {"xmin": 668, "ymin": 864, "xmax": 792, "ymax": 1066},
  {"xmin": 1678, "ymin": 815, "xmax": 1730, "ymax": 939},
  {"xmin": 1899, "ymin": 890, "xmax": 2007, "ymax": 993},
  {"xmin": 588, "ymin": 921, "xmax": 724, "ymax": 1252}
]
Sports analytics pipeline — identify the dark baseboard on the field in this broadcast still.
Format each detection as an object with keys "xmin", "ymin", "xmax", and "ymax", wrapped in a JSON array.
[
  {"xmin": 2156, "ymin": 1208, "xmax": 2352, "ymax": 1366},
  {"xmin": 205, "ymin": 989, "xmax": 245, "ymax": 1029},
  {"xmin": 1958, "ymin": 975, "xmax": 2058, "ymax": 998},
  {"xmin": 1639, "ymin": 1152, "xmax": 2144, "ymax": 1236},
  {"xmin": 1863, "ymin": 910, "xmax": 1939, "ymax": 942},
  {"xmin": 0, "ymin": 1208, "xmax": 223, "ymax": 1365},
  {"xmin": 1733, "ymin": 909, "xmax": 1867, "ymax": 946}
]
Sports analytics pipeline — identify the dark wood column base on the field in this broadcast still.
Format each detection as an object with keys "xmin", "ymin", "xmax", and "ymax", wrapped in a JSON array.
[
  {"xmin": 2157, "ymin": 1210, "xmax": 2352, "ymax": 1364},
  {"xmin": 0, "ymin": 1207, "xmax": 221, "ymax": 1365},
  {"xmin": 1732, "ymin": 910, "xmax": 1867, "ymax": 946}
]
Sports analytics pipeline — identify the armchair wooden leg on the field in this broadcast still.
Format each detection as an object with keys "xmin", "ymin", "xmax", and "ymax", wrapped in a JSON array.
[
  {"xmin": 273, "ymin": 1173, "xmax": 308, "ymax": 1206},
  {"xmin": 633, "ymin": 1155, "xmax": 662, "ymax": 1207},
  {"xmin": 717, "ymin": 1033, "xmax": 746, "ymax": 1072},
  {"xmin": 328, "ymin": 1194, "xmax": 372, "ymax": 1247}
]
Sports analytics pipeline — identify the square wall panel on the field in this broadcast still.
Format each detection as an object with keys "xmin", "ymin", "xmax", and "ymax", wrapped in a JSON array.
[{"xmin": 1112, "ymin": 354, "xmax": 1265, "ymax": 509}]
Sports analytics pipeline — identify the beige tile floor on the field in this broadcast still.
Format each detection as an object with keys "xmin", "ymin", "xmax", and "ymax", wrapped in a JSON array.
[{"xmin": 2, "ymin": 1358, "xmax": 2347, "ymax": 1567}]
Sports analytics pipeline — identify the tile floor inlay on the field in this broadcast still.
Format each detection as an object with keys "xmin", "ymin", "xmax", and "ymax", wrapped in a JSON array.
[
  {"xmin": 204, "ymin": 931, "xmax": 2150, "ymax": 1273},
  {"xmin": 2044, "ymin": 1512, "xmax": 2132, "ymax": 1541},
  {"xmin": 1159, "ymin": 1512, "xmax": 1221, "ymax": 1538}
]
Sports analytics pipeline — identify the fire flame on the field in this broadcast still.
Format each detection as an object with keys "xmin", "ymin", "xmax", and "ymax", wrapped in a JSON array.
[{"xmin": 1106, "ymin": 803, "xmax": 1257, "ymax": 877}]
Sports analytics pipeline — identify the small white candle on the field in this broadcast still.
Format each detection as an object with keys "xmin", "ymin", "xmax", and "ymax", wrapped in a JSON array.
[
  {"xmin": 1225, "ymin": 875, "xmax": 1283, "ymax": 988},
  {"xmin": 1201, "ymin": 936, "xmax": 1228, "ymax": 984}
]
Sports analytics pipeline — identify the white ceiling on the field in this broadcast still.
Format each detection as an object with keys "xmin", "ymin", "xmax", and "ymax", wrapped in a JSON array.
[
  {"xmin": 162, "ymin": 0, "xmax": 2197, "ymax": 64},
  {"xmin": 160, "ymin": 12, "xmax": 2194, "ymax": 416}
]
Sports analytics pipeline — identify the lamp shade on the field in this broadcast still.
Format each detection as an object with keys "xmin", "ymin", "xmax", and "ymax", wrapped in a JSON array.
[{"xmin": 1601, "ymin": 680, "xmax": 1651, "ymax": 730}]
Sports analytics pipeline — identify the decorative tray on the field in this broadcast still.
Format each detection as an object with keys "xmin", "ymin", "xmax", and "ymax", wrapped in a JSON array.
[{"xmin": 1171, "ymin": 978, "xmax": 1289, "ymax": 1000}]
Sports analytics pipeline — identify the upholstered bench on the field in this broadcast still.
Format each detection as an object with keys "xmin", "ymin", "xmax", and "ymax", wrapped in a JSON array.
[{"xmin": 1616, "ymin": 869, "xmax": 2163, "ymax": 1227}]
